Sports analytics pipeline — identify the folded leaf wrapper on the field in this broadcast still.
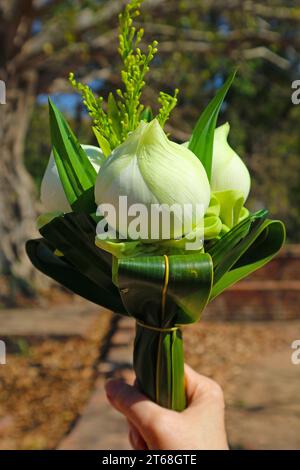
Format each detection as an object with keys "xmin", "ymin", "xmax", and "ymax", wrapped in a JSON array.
[
  {"xmin": 117, "ymin": 253, "xmax": 213, "ymax": 410},
  {"xmin": 26, "ymin": 210, "xmax": 285, "ymax": 411}
]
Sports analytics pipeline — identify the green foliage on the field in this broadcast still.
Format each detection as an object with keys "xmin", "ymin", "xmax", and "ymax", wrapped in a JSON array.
[
  {"xmin": 157, "ymin": 89, "xmax": 179, "ymax": 127},
  {"xmin": 48, "ymin": 99, "xmax": 97, "ymax": 213},
  {"xmin": 25, "ymin": 104, "xmax": 93, "ymax": 191},
  {"xmin": 117, "ymin": 0, "xmax": 158, "ymax": 137},
  {"xmin": 188, "ymin": 70, "xmax": 236, "ymax": 181},
  {"xmin": 208, "ymin": 211, "xmax": 285, "ymax": 298},
  {"xmin": 27, "ymin": 208, "xmax": 284, "ymax": 409},
  {"xmin": 69, "ymin": 74, "xmax": 118, "ymax": 152},
  {"xmin": 69, "ymin": 0, "xmax": 179, "ymax": 154}
]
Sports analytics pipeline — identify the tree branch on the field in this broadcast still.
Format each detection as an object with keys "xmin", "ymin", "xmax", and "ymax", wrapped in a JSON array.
[
  {"xmin": 239, "ymin": 46, "xmax": 290, "ymax": 70},
  {"xmin": 10, "ymin": 0, "xmax": 168, "ymax": 73}
]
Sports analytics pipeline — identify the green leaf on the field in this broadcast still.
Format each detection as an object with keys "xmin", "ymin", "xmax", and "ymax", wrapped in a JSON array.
[
  {"xmin": 39, "ymin": 212, "xmax": 126, "ymax": 314},
  {"xmin": 26, "ymin": 239, "xmax": 123, "ymax": 311},
  {"xmin": 213, "ymin": 190, "xmax": 245, "ymax": 229},
  {"xmin": 93, "ymin": 127, "xmax": 112, "ymax": 157},
  {"xmin": 107, "ymin": 92, "xmax": 122, "ymax": 140},
  {"xmin": 207, "ymin": 210, "xmax": 266, "ymax": 267},
  {"xmin": 116, "ymin": 252, "xmax": 213, "ymax": 410},
  {"xmin": 140, "ymin": 106, "xmax": 153, "ymax": 123},
  {"xmin": 36, "ymin": 211, "xmax": 64, "ymax": 230},
  {"xmin": 188, "ymin": 70, "xmax": 236, "ymax": 181},
  {"xmin": 117, "ymin": 253, "xmax": 213, "ymax": 324},
  {"xmin": 210, "ymin": 217, "xmax": 285, "ymax": 299},
  {"xmin": 49, "ymin": 98, "xmax": 97, "ymax": 213}
]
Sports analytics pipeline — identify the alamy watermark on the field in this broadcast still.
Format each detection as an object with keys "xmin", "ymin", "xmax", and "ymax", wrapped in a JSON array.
[
  {"xmin": 291, "ymin": 80, "xmax": 300, "ymax": 105},
  {"xmin": 291, "ymin": 340, "xmax": 300, "ymax": 365},
  {"xmin": 0, "ymin": 80, "xmax": 6, "ymax": 104},
  {"xmin": 0, "ymin": 340, "xmax": 6, "ymax": 365},
  {"xmin": 96, "ymin": 196, "xmax": 205, "ymax": 251}
]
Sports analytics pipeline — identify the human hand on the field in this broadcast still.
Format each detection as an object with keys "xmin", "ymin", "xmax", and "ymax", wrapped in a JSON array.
[{"xmin": 105, "ymin": 364, "xmax": 229, "ymax": 450}]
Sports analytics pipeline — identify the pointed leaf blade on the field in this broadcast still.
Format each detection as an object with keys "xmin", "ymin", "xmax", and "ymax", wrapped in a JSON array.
[
  {"xmin": 26, "ymin": 239, "xmax": 124, "ymax": 312},
  {"xmin": 188, "ymin": 70, "xmax": 236, "ymax": 181},
  {"xmin": 210, "ymin": 219, "xmax": 285, "ymax": 299},
  {"xmin": 49, "ymin": 98, "xmax": 97, "ymax": 213}
]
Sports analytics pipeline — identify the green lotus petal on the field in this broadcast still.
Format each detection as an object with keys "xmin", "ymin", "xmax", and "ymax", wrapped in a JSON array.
[
  {"xmin": 96, "ymin": 236, "xmax": 159, "ymax": 259},
  {"xmin": 96, "ymin": 220, "xmax": 221, "ymax": 258},
  {"xmin": 239, "ymin": 206, "xmax": 250, "ymax": 222},
  {"xmin": 213, "ymin": 189, "xmax": 245, "ymax": 229},
  {"xmin": 205, "ymin": 193, "xmax": 221, "ymax": 217},
  {"xmin": 204, "ymin": 215, "xmax": 223, "ymax": 239},
  {"xmin": 220, "ymin": 224, "xmax": 231, "ymax": 235},
  {"xmin": 96, "ymin": 232, "xmax": 204, "ymax": 259},
  {"xmin": 95, "ymin": 193, "xmax": 225, "ymax": 258}
]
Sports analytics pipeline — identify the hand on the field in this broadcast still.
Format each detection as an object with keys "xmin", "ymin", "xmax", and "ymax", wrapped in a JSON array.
[{"xmin": 105, "ymin": 364, "xmax": 229, "ymax": 450}]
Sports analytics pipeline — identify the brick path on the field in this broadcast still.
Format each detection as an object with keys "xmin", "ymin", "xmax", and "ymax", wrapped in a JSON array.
[{"xmin": 59, "ymin": 316, "xmax": 135, "ymax": 450}]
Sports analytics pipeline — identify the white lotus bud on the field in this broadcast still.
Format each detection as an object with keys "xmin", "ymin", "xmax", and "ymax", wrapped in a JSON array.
[
  {"xmin": 211, "ymin": 123, "xmax": 251, "ymax": 201},
  {"xmin": 95, "ymin": 120, "xmax": 210, "ymax": 240},
  {"xmin": 41, "ymin": 145, "xmax": 104, "ymax": 213}
]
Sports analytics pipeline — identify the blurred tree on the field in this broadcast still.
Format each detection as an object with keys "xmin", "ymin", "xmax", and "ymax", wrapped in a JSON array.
[
  {"xmin": 1, "ymin": 0, "xmax": 300, "ymax": 294},
  {"xmin": 0, "ymin": 0, "xmax": 127, "ymax": 288}
]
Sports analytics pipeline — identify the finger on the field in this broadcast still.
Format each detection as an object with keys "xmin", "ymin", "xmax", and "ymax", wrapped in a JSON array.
[
  {"xmin": 105, "ymin": 379, "xmax": 160, "ymax": 431},
  {"xmin": 128, "ymin": 422, "xmax": 148, "ymax": 450},
  {"xmin": 184, "ymin": 364, "xmax": 222, "ymax": 407}
]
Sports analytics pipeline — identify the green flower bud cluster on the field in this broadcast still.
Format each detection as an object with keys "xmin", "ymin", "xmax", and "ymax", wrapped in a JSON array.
[{"xmin": 69, "ymin": 0, "xmax": 178, "ymax": 156}]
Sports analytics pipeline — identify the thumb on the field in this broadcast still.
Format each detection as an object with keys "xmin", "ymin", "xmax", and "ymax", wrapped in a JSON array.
[{"xmin": 105, "ymin": 379, "xmax": 160, "ymax": 432}]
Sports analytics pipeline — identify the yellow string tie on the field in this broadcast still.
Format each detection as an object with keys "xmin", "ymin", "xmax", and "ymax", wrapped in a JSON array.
[
  {"xmin": 136, "ymin": 320, "xmax": 178, "ymax": 333},
  {"xmin": 136, "ymin": 255, "xmax": 177, "ymax": 334}
]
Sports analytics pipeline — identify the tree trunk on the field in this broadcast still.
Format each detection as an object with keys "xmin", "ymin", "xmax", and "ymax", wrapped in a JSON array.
[{"xmin": 0, "ymin": 69, "xmax": 43, "ymax": 296}]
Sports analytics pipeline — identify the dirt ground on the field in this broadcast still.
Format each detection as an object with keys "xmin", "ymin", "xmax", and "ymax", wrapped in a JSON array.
[
  {"xmin": 184, "ymin": 320, "xmax": 300, "ymax": 450},
  {"xmin": 0, "ymin": 310, "xmax": 112, "ymax": 450}
]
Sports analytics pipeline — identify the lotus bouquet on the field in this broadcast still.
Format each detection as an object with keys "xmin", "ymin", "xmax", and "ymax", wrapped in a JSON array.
[{"xmin": 26, "ymin": 0, "xmax": 285, "ymax": 411}]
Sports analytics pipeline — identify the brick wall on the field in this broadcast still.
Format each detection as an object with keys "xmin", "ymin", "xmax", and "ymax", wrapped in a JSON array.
[{"xmin": 203, "ymin": 245, "xmax": 300, "ymax": 321}]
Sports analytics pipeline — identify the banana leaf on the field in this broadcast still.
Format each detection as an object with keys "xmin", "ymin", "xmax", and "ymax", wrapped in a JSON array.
[
  {"xmin": 208, "ymin": 211, "xmax": 286, "ymax": 299},
  {"xmin": 38, "ymin": 213, "xmax": 127, "ymax": 314},
  {"xmin": 116, "ymin": 253, "xmax": 213, "ymax": 411},
  {"xmin": 26, "ymin": 239, "xmax": 122, "ymax": 311}
]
